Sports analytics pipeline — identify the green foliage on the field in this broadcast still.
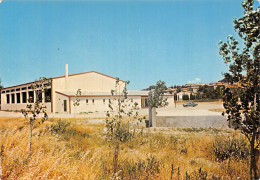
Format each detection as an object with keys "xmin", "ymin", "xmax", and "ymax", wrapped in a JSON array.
[
  {"xmin": 212, "ymin": 135, "xmax": 249, "ymax": 162},
  {"xmin": 106, "ymin": 78, "xmax": 142, "ymax": 175},
  {"xmin": 219, "ymin": 1, "xmax": 259, "ymax": 178},
  {"xmin": 50, "ymin": 120, "xmax": 70, "ymax": 134},
  {"xmin": 21, "ymin": 77, "xmax": 51, "ymax": 153},
  {"xmin": 73, "ymin": 89, "xmax": 81, "ymax": 107},
  {"xmin": 119, "ymin": 156, "xmax": 161, "ymax": 179},
  {"xmin": 148, "ymin": 80, "xmax": 168, "ymax": 108}
]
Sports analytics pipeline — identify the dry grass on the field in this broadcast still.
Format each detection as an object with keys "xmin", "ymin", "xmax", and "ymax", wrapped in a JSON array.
[{"xmin": 0, "ymin": 117, "xmax": 250, "ymax": 179}]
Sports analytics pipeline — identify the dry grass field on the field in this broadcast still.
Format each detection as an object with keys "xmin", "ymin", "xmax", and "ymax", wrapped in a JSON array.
[{"xmin": 0, "ymin": 117, "xmax": 250, "ymax": 179}]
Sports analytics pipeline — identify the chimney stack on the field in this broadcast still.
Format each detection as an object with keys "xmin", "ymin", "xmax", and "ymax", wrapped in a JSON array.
[{"xmin": 65, "ymin": 64, "xmax": 68, "ymax": 78}]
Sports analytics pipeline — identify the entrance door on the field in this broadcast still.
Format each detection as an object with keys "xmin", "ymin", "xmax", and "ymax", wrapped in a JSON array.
[{"xmin": 63, "ymin": 100, "xmax": 67, "ymax": 112}]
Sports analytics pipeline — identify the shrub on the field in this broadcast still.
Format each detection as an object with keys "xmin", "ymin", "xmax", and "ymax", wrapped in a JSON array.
[{"xmin": 212, "ymin": 135, "xmax": 249, "ymax": 162}]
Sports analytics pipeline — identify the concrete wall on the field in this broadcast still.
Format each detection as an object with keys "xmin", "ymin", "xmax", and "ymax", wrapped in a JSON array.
[{"xmin": 156, "ymin": 115, "xmax": 228, "ymax": 128}]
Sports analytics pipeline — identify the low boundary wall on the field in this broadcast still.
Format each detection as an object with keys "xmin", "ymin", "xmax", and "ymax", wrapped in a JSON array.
[{"xmin": 156, "ymin": 115, "xmax": 229, "ymax": 128}]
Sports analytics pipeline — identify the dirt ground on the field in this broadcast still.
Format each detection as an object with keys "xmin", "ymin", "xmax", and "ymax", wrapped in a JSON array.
[{"xmin": 0, "ymin": 101, "xmax": 224, "ymax": 118}]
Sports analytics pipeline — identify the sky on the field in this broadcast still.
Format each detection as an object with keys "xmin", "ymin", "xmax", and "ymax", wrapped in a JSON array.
[{"xmin": 0, "ymin": 0, "xmax": 259, "ymax": 90}]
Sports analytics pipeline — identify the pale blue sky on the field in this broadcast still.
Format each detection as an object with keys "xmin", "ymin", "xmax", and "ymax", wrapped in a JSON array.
[{"xmin": 0, "ymin": 0, "xmax": 259, "ymax": 90}]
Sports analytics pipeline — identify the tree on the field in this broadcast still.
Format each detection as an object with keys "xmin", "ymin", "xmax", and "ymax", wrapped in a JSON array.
[
  {"xmin": 73, "ymin": 89, "xmax": 81, "ymax": 114},
  {"xmin": 147, "ymin": 80, "xmax": 168, "ymax": 127},
  {"xmin": 219, "ymin": 1, "xmax": 259, "ymax": 179},
  {"xmin": 21, "ymin": 77, "xmax": 51, "ymax": 155},
  {"xmin": 106, "ymin": 78, "xmax": 141, "ymax": 177}
]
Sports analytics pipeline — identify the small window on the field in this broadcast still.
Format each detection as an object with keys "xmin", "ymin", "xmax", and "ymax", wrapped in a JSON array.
[
  {"xmin": 86, "ymin": 99, "xmax": 88, "ymax": 103},
  {"xmin": 45, "ymin": 89, "xmax": 51, "ymax": 102},
  {"xmin": 16, "ymin": 88, "xmax": 20, "ymax": 91},
  {"xmin": 6, "ymin": 94, "xmax": 10, "ymax": 104},
  {"xmin": 11, "ymin": 94, "xmax": 15, "ymax": 103},
  {"xmin": 22, "ymin": 92, "xmax": 27, "ymax": 103},
  {"xmin": 11, "ymin": 89, "xmax": 15, "ymax": 92},
  {"xmin": 28, "ymin": 86, "xmax": 32, "ymax": 89},
  {"xmin": 2, "ymin": 91, "xmax": 5, "ymax": 94},
  {"xmin": 103, "ymin": 99, "xmax": 105, "ymax": 103},
  {"xmin": 92, "ymin": 99, "xmax": 94, "ymax": 103},
  {"xmin": 6, "ymin": 90, "xmax": 10, "ymax": 93},
  {"xmin": 28, "ymin": 91, "xmax": 34, "ymax": 103},
  {"xmin": 16, "ymin": 93, "xmax": 20, "ymax": 103},
  {"xmin": 21, "ymin": 87, "xmax": 27, "ymax": 90}
]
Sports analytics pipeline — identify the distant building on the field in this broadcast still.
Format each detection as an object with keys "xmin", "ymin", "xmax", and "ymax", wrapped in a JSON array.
[{"xmin": 1, "ymin": 65, "xmax": 175, "ymax": 113}]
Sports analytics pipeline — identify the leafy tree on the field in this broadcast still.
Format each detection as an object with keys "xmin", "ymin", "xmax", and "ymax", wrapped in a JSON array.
[
  {"xmin": 148, "ymin": 80, "xmax": 168, "ymax": 108},
  {"xmin": 219, "ymin": 0, "xmax": 259, "ymax": 178},
  {"xmin": 147, "ymin": 80, "xmax": 168, "ymax": 127},
  {"xmin": 106, "ymin": 78, "xmax": 141, "ymax": 176},
  {"xmin": 21, "ymin": 77, "xmax": 51, "ymax": 155},
  {"xmin": 73, "ymin": 89, "xmax": 81, "ymax": 114}
]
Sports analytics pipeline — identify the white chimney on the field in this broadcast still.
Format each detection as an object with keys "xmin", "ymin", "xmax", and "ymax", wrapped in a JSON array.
[{"xmin": 65, "ymin": 64, "xmax": 68, "ymax": 78}]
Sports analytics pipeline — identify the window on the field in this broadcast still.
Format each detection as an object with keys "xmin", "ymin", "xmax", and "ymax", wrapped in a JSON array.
[
  {"xmin": 6, "ymin": 90, "xmax": 10, "ymax": 93},
  {"xmin": 36, "ymin": 90, "xmax": 42, "ymax": 102},
  {"xmin": 21, "ymin": 87, "xmax": 27, "ymax": 90},
  {"xmin": 11, "ymin": 89, "xmax": 15, "ymax": 92},
  {"xmin": 45, "ymin": 89, "xmax": 51, "ymax": 102},
  {"xmin": 86, "ymin": 99, "xmax": 88, "ymax": 103},
  {"xmin": 141, "ymin": 97, "xmax": 148, "ymax": 108},
  {"xmin": 11, "ymin": 94, "xmax": 15, "ymax": 104},
  {"xmin": 2, "ymin": 91, "xmax": 5, "ymax": 94},
  {"xmin": 28, "ymin": 91, "xmax": 34, "ymax": 103},
  {"xmin": 103, "ymin": 99, "xmax": 105, "ymax": 103},
  {"xmin": 92, "ymin": 99, "xmax": 94, "ymax": 103},
  {"xmin": 28, "ymin": 86, "xmax": 32, "ymax": 89},
  {"xmin": 16, "ymin": 93, "xmax": 20, "ymax": 103},
  {"xmin": 6, "ymin": 94, "xmax": 10, "ymax": 104},
  {"xmin": 16, "ymin": 88, "xmax": 20, "ymax": 91},
  {"xmin": 22, "ymin": 92, "xmax": 27, "ymax": 103}
]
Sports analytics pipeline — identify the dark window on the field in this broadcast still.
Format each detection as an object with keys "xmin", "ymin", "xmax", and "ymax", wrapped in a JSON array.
[
  {"xmin": 16, "ymin": 93, "xmax": 20, "ymax": 103},
  {"xmin": 92, "ymin": 99, "xmax": 94, "ymax": 103},
  {"xmin": 22, "ymin": 92, "xmax": 27, "ymax": 103},
  {"xmin": 45, "ymin": 89, "xmax": 51, "ymax": 102},
  {"xmin": 11, "ymin": 89, "xmax": 15, "ymax": 92},
  {"xmin": 36, "ymin": 90, "xmax": 42, "ymax": 102},
  {"xmin": 6, "ymin": 94, "xmax": 10, "ymax": 104},
  {"xmin": 28, "ymin": 86, "xmax": 32, "ymax": 89},
  {"xmin": 16, "ymin": 88, "xmax": 20, "ymax": 91},
  {"xmin": 63, "ymin": 100, "xmax": 67, "ymax": 112},
  {"xmin": 11, "ymin": 94, "xmax": 15, "ymax": 103},
  {"xmin": 103, "ymin": 99, "xmax": 105, "ymax": 103},
  {"xmin": 21, "ymin": 87, "xmax": 27, "ymax": 90},
  {"xmin": 6, "ymin": 90, "xmax": 10, "ymax": 93},
  {"xmin": 86, "ymin": 99, "xmax": 88, "ymax": 103},
  {"xmin": 2, "ymin": 91, "xmax": 5, "ymax": 94},
  {"xmin": 28, "ymin": 91, "xmax": 34, "ymax": 103}
]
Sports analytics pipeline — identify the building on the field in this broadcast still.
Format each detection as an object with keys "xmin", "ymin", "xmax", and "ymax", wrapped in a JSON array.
[{"xmin": 1, "ymin": 65, "xmax": 175, "ymax": 114}]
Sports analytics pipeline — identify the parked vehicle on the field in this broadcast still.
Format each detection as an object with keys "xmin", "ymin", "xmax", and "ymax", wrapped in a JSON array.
[{"xmin": 183, "ymin": 102, "xmax": 198, "ymax": 107}]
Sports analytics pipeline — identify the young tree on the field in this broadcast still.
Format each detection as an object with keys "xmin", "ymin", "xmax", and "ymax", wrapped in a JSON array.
[
  {"xmin": 73, "ymin": 89, "xmax": 81, "ymax": 114},
  {"xmin": 147, "ymin": 80, "xmax": 168, "ymax": 127},
  {"xmin": 219, "ymin": 0, "xmax": 259, "ymax": 178},
  {"xmin": 106, "ymin": 78, "xmax": 140, "ymax": 176},
  {"xmin": 21, "ymin": 77, "xmax": 51, "ymax": 155}
]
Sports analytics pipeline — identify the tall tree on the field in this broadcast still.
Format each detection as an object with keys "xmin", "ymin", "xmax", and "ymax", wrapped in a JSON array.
[
  {"xmin": 219, "ymin": 0, "xmax": 259, "ymax": 179},
  {"xmin": 147, "ymin": 80, "xmax": 168, "ymax": 127}
]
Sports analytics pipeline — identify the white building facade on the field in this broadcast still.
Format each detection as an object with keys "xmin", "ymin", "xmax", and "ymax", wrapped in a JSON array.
[{"xmin": 1, "ymin": 65, "xmax": 175, "ymax": 114}]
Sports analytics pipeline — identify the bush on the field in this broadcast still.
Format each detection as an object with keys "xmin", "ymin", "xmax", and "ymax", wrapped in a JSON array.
[
  {"xmin": 119, "ymin": 155, "xmax": 161, "ymax": 179},
  {"xmin": 212, "ymin": 135, "xmax": 249, "ymax": 162},
  {"xmin": 50, "ymin": 120, "xmax": 70, "ymax": 134}
]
